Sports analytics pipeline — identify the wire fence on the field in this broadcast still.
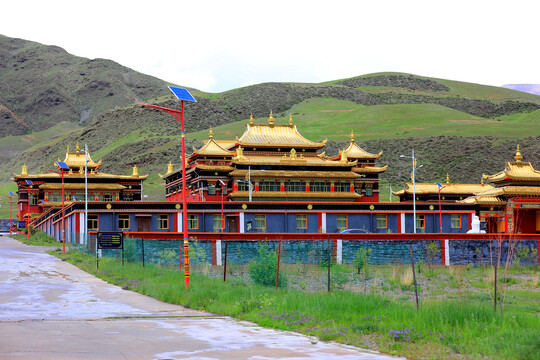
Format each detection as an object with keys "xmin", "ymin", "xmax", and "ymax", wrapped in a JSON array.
[{"xmin": 71, "ymin": 235, "xmax": 539, "ymax": 298}]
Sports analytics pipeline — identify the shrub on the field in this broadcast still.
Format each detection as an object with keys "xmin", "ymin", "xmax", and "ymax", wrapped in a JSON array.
[{"xmin": 249, "ymin": 244, "xmax": 287, "ymax": 287}]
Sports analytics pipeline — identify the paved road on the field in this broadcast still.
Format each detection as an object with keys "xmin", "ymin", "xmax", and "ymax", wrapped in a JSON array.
[{"xmin": 0, "ymin": 237, "xmax": 402, "ymax": 359}]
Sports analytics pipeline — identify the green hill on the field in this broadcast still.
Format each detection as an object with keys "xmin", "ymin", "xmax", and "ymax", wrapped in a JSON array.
[{"xmin": 1, "ymin": 35, "xmax": 539, "ymax": 215}]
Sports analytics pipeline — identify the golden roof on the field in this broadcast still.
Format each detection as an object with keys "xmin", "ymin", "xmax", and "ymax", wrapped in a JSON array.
[
  {"xmin": 59, "ymin": 144, "xmax": 101, "ymax": 169},
  {"xmin": 195, "ymin": 164, "xmax": 235, "ymax": 172},
  {"xmin": 393, "ymin": 182, "xmax": 494, "ymax": 197},
  {"xmin": 14, "ymin": 172, "xmax": 148, "ymax": 181},
  {"xmin": 340, "ymin": 131, "xmax": 382, "ymax": 159},
  {"xmin": 472, "ymin": 186, "xmax": 540, "ymax": 197},
  {"xmin": 231, "ymin": 154, "xmax": 355, "ymax": 167},
  {"xmin": 484, "ymin": 145, "xmax": 540, "ymax": 183},
  {"xmin": 353, "ymin": 166, "xmax": 388, "ymax": 174},
  {"xmin": 229, "ymin": 169, "xmax": 362, "ymax": 179},
  {"xmin": 40, "ymin": 183, "xmax": 126, "ymax": 190},
  {"xmin": 459, "ymin": 195, "xmax": 506, "ymax": 205},
  {"xmin": 193, "ymin": 128, "xmax": 236, "ymax": 157},
  {"xmin": 236, "ymin": 113, "xmax": 326, "ymax": 149}
]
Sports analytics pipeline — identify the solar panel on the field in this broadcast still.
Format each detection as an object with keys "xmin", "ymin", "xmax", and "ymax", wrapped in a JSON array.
[
  {"xmin": 435, "ymin": 182, "xmax": 443, "ymax": 187},
  {"xmin": 168, "ymin": 86, "xmax": 197, "ymax": 102},
  {"xmin": 9, "ymin": 191, "xmax": 14, "ymax": 196},
  {"xmin": 57, "ymin": 161, "xmax": 69, "ymax": 170},
  {"xmin": 25, "ymin": 180, "xmax": 34, "ymax": 185}
]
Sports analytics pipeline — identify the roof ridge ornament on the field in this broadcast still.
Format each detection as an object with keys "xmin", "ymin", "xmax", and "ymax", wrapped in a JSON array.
[
  {"xmin": 167, "ymin": 162, "xmax": 174, "ymax": 174},
  {"xmin": 209, "ymin": 127, "xmax": 213, "ymax": 139},
  {"xmin": 446, "ymin": 173, "xmax": 450, "ymax": 184},
  {"xmin": 514, "ymin": 144, "xmax": 523, "ymax": 162},
  {"xmin": 132, "ymin": 165, "xmax": 139, "ymax": 177},
  {"xmin": 76, "ymin": 143, "xmax": 80, "ymax": 153},
  {"xmin": 21, "ymin": 164, "xmax": 27, "ymax": 176},
  {"xmin": 289, "ymin": 114, "xmax": 293, "ymax": 125},
  {"xmin": 268, "ymin": 111, "xmax": 274, "ymax": 126},
  {"xmin": 249, "ymin": 114, "xmax": 254, "ymax": 124},
  {"xmin": 350, "ymin": 130, "xmax": 355, "ymax": 143}
]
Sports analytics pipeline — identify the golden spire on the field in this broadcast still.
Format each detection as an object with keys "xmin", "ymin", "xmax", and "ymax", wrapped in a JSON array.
[
  {"xmin": 268, "ymin": 111, "xmax": 274, "ymax": 125},
  {"xmin": 289, "ymin": 114, "xmax": 293, "ymax": 125},
  {"xmin": 209, "ymin": 127, "xmax": 213, "ymax": 139},
  {"xmin": 67, "ymin": 145, "xmax": 70, "ymax": 153},
  {"xmin": 167, "ymin": 162, "xmax": 174, "ymax": 173},
  {"xmin": 340, "ymin": 150, "xmax": 348, "ymax": 163},
  {"xmin": 446, "ymin": 173, "xmax": 450, "ymax": 184},
  {"xmin": 350, "ymin": 130, "xmax": 355, "ymax": 143},
  {"xmin": 249, "ymin": 114, "xmax": 254, "ymax": 124},
  {"xmin": 76, "ymin": 143, "xmax": 80, "ymax": 153},
  {"xmin": 21, "ymin": 164, "xmax": 27, "ymax": 176},
  {"xmin": 132, "ymin": 165, "xmax": 139, "ymax": 177},
  {"xmin": 514, "ymin": 144, "xmax": 523, "ymax": 162}
]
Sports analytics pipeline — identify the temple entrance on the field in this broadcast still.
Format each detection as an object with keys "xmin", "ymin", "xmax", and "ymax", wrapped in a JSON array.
[
  {"xmin": 137, "ymin": 217, "xmax": 150, "ymax": 232},
  {"xmin": 227, "ymin": 216, "xmax": 238, "ymax": 232}
]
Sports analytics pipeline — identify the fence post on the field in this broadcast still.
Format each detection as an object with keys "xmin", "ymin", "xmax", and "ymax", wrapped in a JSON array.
[
  {"xmin": 327, "ymin": 235, "xmax": 331, "ymax": 293},
  {"xmin": 409, "ymin": 245, "xmax": 419, "ymax": 310},
  {"xmin": 142, "ymin": 238, "xmax": 145, "ymax": 268},
  {"xmin": 223, "ymin": 240, "xmax": 228, "ymax": 282},
  {"xmin": 275, "ymin": 241, "xmax": 282, "ymax": 290}
]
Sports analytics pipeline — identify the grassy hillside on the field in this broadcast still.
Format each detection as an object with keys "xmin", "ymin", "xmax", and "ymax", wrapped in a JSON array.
[{"xmin": 1, "ymin": 34, "xmax": 539, "ymax": 215}]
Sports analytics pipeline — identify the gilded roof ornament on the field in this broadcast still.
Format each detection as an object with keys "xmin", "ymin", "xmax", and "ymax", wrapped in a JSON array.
[
  {"xmin": 132, "ymin": 165, "xmax": 139, "ymax": 177},
  {"xmin": 21, "ymin": 164, "xmax": 27, "ymax": 176},
  {"xmin": 290, "ymin": 148, "xmax": 297, "ymax": 159},
  {"xmin": 446, "ymin": 173, "xmax": 450, "ymax": 184},
  {"xmin": 209, "ymin": 127, "xmax": 214, "ymax": 139},
  {"xmin": 268, "ymin": 111, "xmax": 274, "ymax": 126},
  {"xmin": 514, "ymin": 144, "xmax": 523, "ymax": 162},
  {"xmin": 234, "ymin": 145, "xmax": 246, "ymax": 161},
  {"xmin": 168, "ymin": 162, "xmax": 174, "ymax": 174},
  {"xmin": 350, "ymin": 131, "xmax": 355, "ymax": 143},
  {"xmin": 249, "ymin": 114, "xmax": 254, "ymax": 124},
  {"xmin": 340, "ymin": 150, "xmax": 348, "ymax": 163},
  {"xmin": 76, "ymin": 143, "xmax": 80, "ymax": 153},
  {"xmin": 289, "ymin": 114, "xmax": 293, "ymax": 125}
]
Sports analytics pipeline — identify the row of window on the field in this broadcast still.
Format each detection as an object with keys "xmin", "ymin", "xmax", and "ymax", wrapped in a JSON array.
[
  {"xmin": 237, "ymin": 180, "xmax": 374, "ymax": 194},
  {"xmin": 86, "ymin": 213, "xmax": 462, "ymax": 231}
]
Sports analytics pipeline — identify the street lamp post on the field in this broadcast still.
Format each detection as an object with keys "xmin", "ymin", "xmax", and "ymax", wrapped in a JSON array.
[
  {"xmin": 8, "ymin": 192, "xmax": 14, "ymax": 235},
  {"xmin": 436, "ymin": 182, "xmax": 446, "ymax": 233},
  {"xmin": 400, "ymin": 150, "xmax": 422, "ymax": 233},
  {"xmin": 218, "ymin": 180, "xmax": 226, "ymax": 232},
  {"xmin": 138, "ymin": 86, "xmax": 196, "ymax": 289}
]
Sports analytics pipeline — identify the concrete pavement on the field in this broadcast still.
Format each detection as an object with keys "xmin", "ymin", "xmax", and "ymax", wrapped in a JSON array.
[{"xmin": 0, "ymin": 236, "xmax": 401, "ymax": 359}]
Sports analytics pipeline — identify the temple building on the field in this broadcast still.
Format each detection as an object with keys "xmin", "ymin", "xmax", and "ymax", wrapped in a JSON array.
[
  {"xmin": 461, "ymin": 145, "xmax": 540, "ymax": 233},
  {"xmin": 393, "ymin": 174, "xmax": 494, "ymax": 202},
  {"xmin": 13, "ymin": 144, "xmax": 147, "ymax": 221},
  {"xmin": 162, "ymin": 113, "xmax": 386, "ymax": 203}
]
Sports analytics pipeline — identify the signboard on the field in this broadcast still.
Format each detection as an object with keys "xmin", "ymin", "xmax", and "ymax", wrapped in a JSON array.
[
  {"xmin": 18, "ymin": 221, "xmax": 26, "ymax": 229},
  {"xmin": 97, "ymin": 232, "xmax": 123, "ymax": 249}
]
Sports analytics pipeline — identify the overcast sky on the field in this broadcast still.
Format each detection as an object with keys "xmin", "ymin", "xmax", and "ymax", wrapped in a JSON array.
[{"xmin": 2, "ymin": 0, "xmax": 539, "ymax": 93}]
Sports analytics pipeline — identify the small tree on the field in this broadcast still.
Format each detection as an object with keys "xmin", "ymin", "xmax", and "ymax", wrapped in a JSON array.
[{"xmin": 249, "ymin": 244, "xmax": 287, "ymax": 287}]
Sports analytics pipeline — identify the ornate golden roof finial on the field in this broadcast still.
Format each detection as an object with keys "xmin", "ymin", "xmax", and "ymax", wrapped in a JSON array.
[
  {"xmin": 350, "ymin": 130, "xmax": 355, "ymax": 143},
  {"xmin": 132, "ymin": 165, "xmax": 139, "ymax": 177},
  {"xmin": 268, "ymin": 111, "xmax": 274, "ymax": 125},
  {"xmin": 209, "ymin": 127, "xmax": 213, "ymax": 139},
  {"xmin": 67, "ymin": 145, "xmax": 70, "ymax": 153},
  {"xmin": 21, "ymin": 164, "xmax": 27, "ymax": 176},
  {"xmin": 289, "ymin": 114, "xmax": 293, "ymax": 125},
  {"xmin": 185, "ymin": 156, "xmax": 189, "ymax": 167},
  {"xmin": 167, "ymin": 162, "xmax": 174, "ymax": 173},
  {"xmin": 234, "ymin": 145, "xmax": 246, "ymax": 160},
  {"xmin": 446, "ymin": 173, "xmax": 450, "ymax": 184},
  {"xmin": 514, "ymin": 144, "xmax": 523, "ymax": 162},
  {"xmin": 290, "ymin": 148, "xmax": 297, "ymax": 159},
  {"xmin": 340, "ymin": 150, "xmax": 348, "ymax": 163},
  {"xmin": 76, "ymin": 143, "xmax": 80, "ymax": 153},
  {"xmin": 249, "ymin": 114, "xmax": 254, "ymax": 124}
]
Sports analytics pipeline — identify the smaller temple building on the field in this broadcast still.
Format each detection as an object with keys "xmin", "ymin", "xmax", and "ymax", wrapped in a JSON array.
[
  {"xmin": 13, "ymin": 144, "xmax": 147, "ymax": 221},
  {"xmin": 461, "ymin": 145, "xmax": 540, "ymax": 233}
]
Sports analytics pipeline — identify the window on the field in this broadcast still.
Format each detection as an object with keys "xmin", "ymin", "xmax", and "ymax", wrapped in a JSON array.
[
  {"xmin": 259, "ymin": 180, "xmax": 280, "ymax": 192},
  {"xmin": 71, "ymin": 194, "xmax": 85, "ymax": 201},
  {"xmin": 87, "ymin": 214, "xmax": 99, "ymax": 230},
  {"xmin": 311, "ymin": 181, "xmax": 330, "ymax": 192},
  {"xmin": 123, "ymin": 193, "xmax": 133, "ymax": 201},
  {"xmin": 254, "ymin": 214, "xmax": 266, "ymax": 230},
  {"xmin": 365, "ymin": 185, "xmax": 372, "ymax": 197},
  {"xmin": 337, "ymin": 214, "xmax": 347, "ymax": 230},
  {"xmin": 103, "ymin": 194, "xmax": 112, "ymax": 202},
  {"xmin": 376, "ymin": 214, "xmax": 387, "ymax": 229},
  {"xmin": 296, "ymin": 214, "xmax": 307, "ymax": 229},
  {"xmin": 416, "ymin": 214, "xmax": 425, "ymax": 231},
  {"xmin": 284, "ymin": 180, "xmax": 306, "ymax": 192},
  {"xmin": 207, "ymin": 185, "xmax": 216, "ymax": 195},
  {"xmin": 157, "ymin": 214, "xmax": 169, "ymax": 229},
  {"xmin": 213, "ymin": 214, "xmax": 222, "ymax": 232},
  {"xmin": 238, "ymin": 180, "xmax": 254, "ymax": 192},
  {"xmin": 334, "ymin": 181, "xmax": 350, "ymax": 192},
  {"xmin": 451, "ymin": 214, "xmax": 461, "ymax": 228},
  {"xmin": 187, "ymin": 214, "xmax": 199, "ymax": 230},
  {"xmin": 118, "ymin": 214, "xmax": 130, "ymax": 229},
  {"xmin": 30, "ymin": 195, "xmax": 38, "ymax": 206},
  {"xmin": 48, "ymin": 195, "xmax": 61, "ymax": 202}
]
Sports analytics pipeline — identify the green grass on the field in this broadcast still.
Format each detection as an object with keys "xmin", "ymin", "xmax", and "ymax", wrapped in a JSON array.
[{"xmin": 48, "ymin": 246, "xmax": 540, "ymax": 360}]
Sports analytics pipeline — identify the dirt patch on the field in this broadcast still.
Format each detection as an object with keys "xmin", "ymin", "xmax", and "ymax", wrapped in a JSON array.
[
  {"xmin": 404, "ymin": 127, "xmax": 427, "ymax": 130},
  {"xmin": 318, "ymin": 109, "xmax": 354, "ymax": 113},
  {"xmin": 448, "ymin": 119, "xmax": 499, "ymax": 124}
]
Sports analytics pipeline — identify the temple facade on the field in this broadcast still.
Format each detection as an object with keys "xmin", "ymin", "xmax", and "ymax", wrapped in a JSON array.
[
  {"xmin": 163, "ymin": 113, "xmax": 386, "ymax": 203},
  {"xmin": 13, "ymin": 144, "xmax": 147, "ymax": 221},
  {"xmin": 461, "ymin": 145, "xmax": 540, "ymax": 233}
]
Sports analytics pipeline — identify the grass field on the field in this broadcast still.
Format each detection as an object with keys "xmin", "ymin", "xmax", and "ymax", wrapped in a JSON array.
[{"xmin": 13, "ymin": 232, "xmax": 537, "ymax": 360}]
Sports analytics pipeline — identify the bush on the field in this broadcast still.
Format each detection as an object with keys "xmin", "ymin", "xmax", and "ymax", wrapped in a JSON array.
[{"xmin": 249, "ymin": 244, "xmax": 287, "ymax": 287}]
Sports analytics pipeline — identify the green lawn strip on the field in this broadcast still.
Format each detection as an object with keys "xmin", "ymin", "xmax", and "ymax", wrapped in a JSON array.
[{"xmin": 48, "ymin": 248, "xmax": 539, "ymax": 360}]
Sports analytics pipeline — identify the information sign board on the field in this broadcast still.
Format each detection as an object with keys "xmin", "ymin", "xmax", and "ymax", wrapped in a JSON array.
[{"xmin": 97, "ymin": 232, "xmax": 123, "ymax": 249}]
